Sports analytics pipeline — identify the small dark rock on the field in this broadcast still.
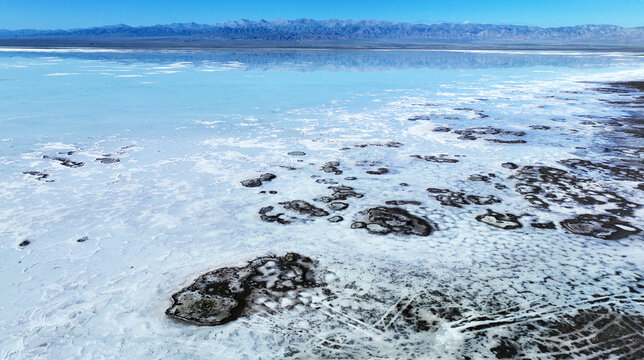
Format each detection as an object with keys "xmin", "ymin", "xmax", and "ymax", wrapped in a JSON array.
[
  {"xmin": 501, "ymin": 162, "xmax": 518, "ymax": 170},
  {"xmin": 44, "ymin": 155, "xmax": 84, "ymax": 168},
  {"xmin": 485, "ymin": 139, "xmax": 527, "ymax": 144},
  {"xmin": 531, "ymin": 221, "xmax": 556, "ymax": 229},
  {"xmin": 475, "ymin": 210, "xmax": 522, "ymax": 230},
  {"xmin": 241, "ymin": 173, "xmax": 276, "ymax": 188},
  {"xmin": 241, "ymin": 178, "xmax": 262, "ymax": 188},
  {"xmin": 328, "ymin": 216, "xmax": 344, "ymax": 223},
  {"xmin": 280, "ymin": 200, "xmax": 329, "ymax": 217},
  {"xmin": 328, "ymin": 202, "xmax": 349, "ymax": 211},
  {"xmin": 19, "ymin": 240, "xmax": 30, "ymax": 247},
  {"xmin": 259, "ymin": 173, "xmax": 276, "ymax": 182},
  {"xmin": 23, "ymin": 171, "xmax": 49, "ymax": 181},
  {"xmin": 366, "ymin": 167, "xmax": 389, "ymax": 175},
  {"xmin": 385, "ymin": 200, "xmax": 422, "ymax": 206},
  {"xmin": 287, "ymin": 151, "xmax": 306, "ymax": 156},
  {"xmin": 77, "ymin": 236, "xmax": 89, "ymax": 242},
  {"xmin": 411, "ymin": 154, "xmax": 459, "ymax": 163},
  {"xmin": 321, "ymin": 161, "xmax": 342, "ymax": 175},
  {"xmin": 95, "ymin": 157, "xmax": 120, "ymax": 164},
  {"xmin": 318, "ymin": 185, "xmax": 364, "ymax": 203}
]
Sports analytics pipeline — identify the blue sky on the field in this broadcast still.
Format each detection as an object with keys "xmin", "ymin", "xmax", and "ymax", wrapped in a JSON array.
[{"xmin": 1, "ymin": 0, "xmax": 643, "ymax": 30}]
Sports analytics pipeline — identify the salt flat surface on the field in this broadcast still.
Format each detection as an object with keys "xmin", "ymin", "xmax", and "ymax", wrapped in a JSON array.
[{"xmin": 0, "ymin": 49, "xmax": 643, "ymax": 359}]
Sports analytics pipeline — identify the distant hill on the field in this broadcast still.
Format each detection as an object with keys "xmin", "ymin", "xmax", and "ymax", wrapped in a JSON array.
[{"xmin": 1, "ymin": 19, "xmax": 643, "ymax": 49}]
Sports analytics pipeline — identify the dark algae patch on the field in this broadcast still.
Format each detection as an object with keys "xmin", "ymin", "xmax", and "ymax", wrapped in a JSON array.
[
  {"xmin": 166, "ymin": 253, "xmax": 320, "ymax": 326},
  {"xmin": 352, "ymin": 206, "xmax": 434, "ymax": 236}
]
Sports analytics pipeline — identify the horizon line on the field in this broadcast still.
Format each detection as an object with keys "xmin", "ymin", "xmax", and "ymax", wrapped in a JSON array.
[{"xmin": 3, "ymin": 18, "xmax": 643, "ymax": 32}]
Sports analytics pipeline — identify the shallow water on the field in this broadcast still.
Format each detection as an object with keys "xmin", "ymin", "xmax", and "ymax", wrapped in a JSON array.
[{"xmin": 0, "ymin": 49, "xmax": 643, "ymax": 359}]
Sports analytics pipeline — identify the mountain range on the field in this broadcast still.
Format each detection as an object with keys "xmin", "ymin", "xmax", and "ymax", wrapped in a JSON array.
[{"xmin": 1, "ymin": 19, "xmax": 643, "ymax": 49}]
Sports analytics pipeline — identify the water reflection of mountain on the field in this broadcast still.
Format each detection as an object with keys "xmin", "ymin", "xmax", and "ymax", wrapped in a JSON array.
[{"xmin": 1, "ymin": 49, "xmax": 639, "ymax": 71}]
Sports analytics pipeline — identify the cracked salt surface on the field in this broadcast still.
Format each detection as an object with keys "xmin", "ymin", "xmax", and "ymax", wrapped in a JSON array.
[{"xmin": 0, "ymin": 49, "xmax": 643, "ymax": 359}]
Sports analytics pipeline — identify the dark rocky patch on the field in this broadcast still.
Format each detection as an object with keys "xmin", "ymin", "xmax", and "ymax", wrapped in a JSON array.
[
  {"xmin": 524, "ymin": 195, "xmax": 549, "ymax": 208},
  {"xmin": 490, "ymin": 339, "xmax": 518, "ymax": 359},
  {"xmin": 385, "ymin": 200, "xmax": 422, "ymax": 206},
  {"xmin": 321, "ymin": 161, "xmax": 342, "ymax": 175},
  {"xmin": 95, "ymin": 157, "xmax": 120, "ymax": 164},
  {"xmin": 432, "ymin": 126, "xmax": 452, "ymax": 132},
  {"xmin": 529, "ymin": 125, "xmax": 551, "ymax": 130},
  {"xmin": 366, "ymin": 167, "xmax": 389, "ymax": 175},
  {"xmin": 328, "ymin": 202, "xmax": 348, "ymax": 211},
  {"xmin": 453, "ymin": 126, "xmax": 526, "ymax": 143},
  {"xmin": 515, "ymin": 183, "xmax": 542, "ymax": 195},
  {"xmin": 315, "ymin": 178, "xmax": 338, "ymax": 185},
  {"xmin": 407, "ymin": 115, "xmax": 435, "ymax": 121},
  {"xmin": 344, "ymin": 176, "xmax": 357, "ymax": 181},
  {"xmin": 531, "ymin": 307, "xmax": 644, "ymax": 359},
  {"xmin": 279, "ymin": 200, "xmax": 329, "ymax": 217},
  {"xmin": 347, "ymin": 141, "xmax": 403, "ymax": 149},
  {"xmin": 76, "ymin": 236, "xmax": 89, "ymax": 242},
  {"xmin": 531, "ymin": 221, "xmax": 556, "ymax": 229},
  {"xmin": 511, "ymin": 165, "xmax": 640, "ymax": 216},
  {"xmin": 411, "ymin": 154, "xmax": 459, "ymax": 163},
  {"xmin": 23, "ymin": 171, "xmax": 50, "ymax": 181},
  {"xmin": 352, "ymin": 207, "xmax": 433, "ymax": 236},
  {"xmin": 501, "ymin": 162, "xmax": 519, "ymax": 170},
  {"xmin": 19, "ymin": 240, "xmax": 30, "ymax": 247},
  {"xmin": 269, "ymin": 190, "xmax": 277, "ymax": 194},
  {"xmin": 485, "ymin": 139, "xmax": 527, "ymax": 144},
  {"xmin": 241, "ymin": 178, "xmax": 262, "ymax": 187},
  {"xmin": 318, "ymin": 185, "xmax": 364, "ymax": 203},
  {"xmin": 560, "ymin": 214, "xmax": 641, "ymax": 240},
  {"xmin": 453, "ymin": 107, "xmax": 489, "ymax": 119},
  {"xmin": 166, "ymin": 253, "xmax": 320, "ymax": 326},
  {"xmin": 287, "ymin": 151, "xmax": 306, "ymax": 156},
  {"xmin": 475, "ymin": 210, "xmax": 522, "ymax": 229},
  {"xmin": 468, "ymin": 173, "xmax": 496, "ymax": 182},
  {"xmin": 241, "ymin": 173, "xmax": 276, "ymax": 188},
  {"xmin": 327, "ymin": 216, "xmax": 343, "ymax": 223},
  {"xmin": 43, "ymin": 155, "xmax": 84, "ymax": 168},
  {"xmin": 259, "ymin": 206, "xmax": 292, "ymax": 224},
  {"xmin": 559, "ymin": 158, "xmax": 643, "ymax": 182},
  {"xmin": 427, "ymin": 188, "xmax": 501, "ymax": 208}
]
